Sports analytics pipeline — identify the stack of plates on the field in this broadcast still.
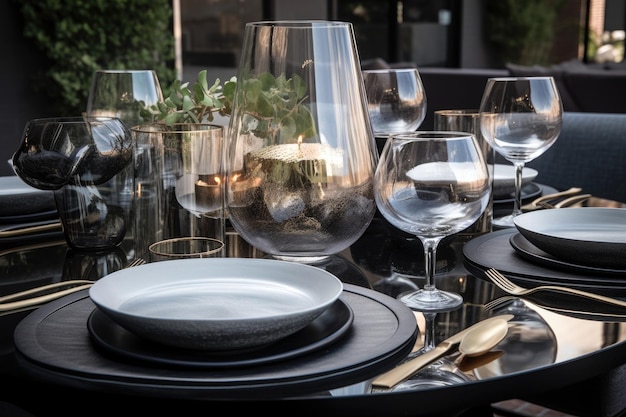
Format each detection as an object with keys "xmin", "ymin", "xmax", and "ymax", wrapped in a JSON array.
[
  {"xmin": 0, "ymin": 176, "xmax": 61, "ymax": 244},
  {"xmin": 463, "ymin": 208, "xmax": 626, "ymax": 295},
  {"xmin": 512, "ymin": 208, "xmax": 626, "ymax": 272},
  {"xmin": 14, "ymin": 257, "xmax": 418, "ymax": 398},
  {"xmin": 88, "ymin": 258, "xmax": 346, "ymax": 352}
]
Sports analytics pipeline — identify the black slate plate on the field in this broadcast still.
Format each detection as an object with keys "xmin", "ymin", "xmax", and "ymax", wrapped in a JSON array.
[
  {"xmin": 463, "ymin": 229, "xmax": 626, "ymax": 296},
  {"xmin": 87, "ymin": 299, "xmax": 354, "ymax": 369},
  {"xmin": 14, "ymin": 284, "xmax": 417, "ymax": 399},
  {"xmin": 509, "ymin": 232, "xmax": 626, "ymax": 276}
]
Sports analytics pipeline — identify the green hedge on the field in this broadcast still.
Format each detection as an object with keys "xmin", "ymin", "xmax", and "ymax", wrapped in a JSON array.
[{"xmin": 17, "ymin": 0, "xmax": 176, "ymax": 116}]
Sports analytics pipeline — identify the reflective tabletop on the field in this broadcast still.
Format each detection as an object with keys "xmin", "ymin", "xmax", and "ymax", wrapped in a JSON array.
[{"xmin": 1, "ymin": 212, "xmax": 626, "ymax": 417}]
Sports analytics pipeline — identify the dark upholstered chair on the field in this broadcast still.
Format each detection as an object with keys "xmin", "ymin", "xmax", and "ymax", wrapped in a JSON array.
[{"xmin": 527, "ymin": 112, "xmax": 626, "ymax": 204}]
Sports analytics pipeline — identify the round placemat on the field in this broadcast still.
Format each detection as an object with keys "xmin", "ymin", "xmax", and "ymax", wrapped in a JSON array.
[{"xmin": 14, "ymin": 284, "xmax": 417, "ymax": 399}]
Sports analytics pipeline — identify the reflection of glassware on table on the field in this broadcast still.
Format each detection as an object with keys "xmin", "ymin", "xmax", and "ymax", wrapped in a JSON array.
[
  {"xmin": 86, "ymin": 69, "xmax": 163, "ymax": 130},
  {"xmin": 391, "ymin": 312, "xmax": 471, "ymax": 391},
  {"xmin": 362, "ymin": 68, "xmax": 427, "ymax": 135},
  {"xmin": 479, "ymin": 77, "xmax": 562, "ymax": 228},
  {"xmin": 474, "ymin": 298, "xmax": 557, "ymax": 379},
  {"xmin": 374, "ymin": 132, "xmax": 491, "ymax": 312},
  {"xmin": 225, "ymin": 21, "xmax": 378, "ymax": 264},
  {"xmin": 12, "ymin": 116, "xmax": 133, "ymax": 251}
]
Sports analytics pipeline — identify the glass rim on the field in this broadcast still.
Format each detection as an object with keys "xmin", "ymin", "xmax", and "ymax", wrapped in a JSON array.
[
  {"xmin": 390, "ymin": 131, "xmax": 475, "ymax": 140},
  {"xmin": 362, "ymin": 68, "xmax": 419, "ymax": 74},
  {"xmin": 148, "ymin": 237, "xmax": 225, "ymax": 257},
  {"xmin": 246, "ymin": 20, "xmax": 351, "ymax": 28},
  {"xmin": 131, "ymin": 123, "xmax": 224, "ymax": 133},
  {"xmin": 487, "ymin": 76, "xmax": 555, "ymax": 82},
  {"xmin": 26, "ymin": 115, "xmax": 123, "ymax": 124}
]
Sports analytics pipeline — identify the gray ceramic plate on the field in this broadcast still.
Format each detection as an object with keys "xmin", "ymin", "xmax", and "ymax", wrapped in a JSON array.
[
  {"xmin": 514, "ymin": 207, "xmax": 626, "ymax": 269},
  {"xmin": 89, "ymin": 258, "xmax": 344, "ymax": 351}
]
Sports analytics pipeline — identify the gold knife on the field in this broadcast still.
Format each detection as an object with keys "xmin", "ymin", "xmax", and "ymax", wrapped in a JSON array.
[{"xmin": 371, "ymin": 314, "xmax": 514, "ymax": 389}]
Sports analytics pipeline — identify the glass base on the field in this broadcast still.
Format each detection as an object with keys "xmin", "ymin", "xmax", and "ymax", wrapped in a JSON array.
[
  {"xmin": 271, "ymin": 254, "xmax": 331, "ymax": 264},
  {"xmin": 399, "ymin": 289, "xmax": 463, "ymax": 313},
  {"xmin": 492, "ymin": 214, "xmax": 516, "ymax": 229},
  {"xmin": 390, "ymin": 359, "xmax": 471, "ymax": 392}
]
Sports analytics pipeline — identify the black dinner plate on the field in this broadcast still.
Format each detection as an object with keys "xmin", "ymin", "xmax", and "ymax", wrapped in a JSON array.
[
  {"xmin": 509, "ymin": 232, "xmax": 626, "ymax": 276},
  {"xmin": 463, "ymin": 229, "xmax": 626, "ymax": 296},
  {"xmin": 87, "ymin": 298, "xmax": 354, "ymax": 369}
]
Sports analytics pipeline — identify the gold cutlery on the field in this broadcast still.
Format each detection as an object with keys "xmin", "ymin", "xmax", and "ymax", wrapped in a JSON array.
[
  {"xmin": 0, "ymin": 258, "xmax": 145, "ymax": 312},
  {"xmin": 371, "ymin": 314, "xmax": 513, "ymax": 389},
  {"xmin": 520, "ymin": 187, "xmax": 582, "ymax": 212},
  {"xmin": 0, "ymin": 220, "xmax": 62, "ymax": 238},
  {"xmin": 546, "ymin": 193, "xmax": 591, "ymax": 209},
  {"xmin": 485, "ymin": 268, "xmax": 626, "ymax": 308}
]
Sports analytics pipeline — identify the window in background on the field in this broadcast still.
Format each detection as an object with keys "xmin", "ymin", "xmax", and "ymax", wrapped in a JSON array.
[
  {"xmin": 334, "ymin": 0, "xmax": 457, "ymax": 67},
  {"xmin": 180, "ymin": 0, "xmax": 264, "ymax": 82}
]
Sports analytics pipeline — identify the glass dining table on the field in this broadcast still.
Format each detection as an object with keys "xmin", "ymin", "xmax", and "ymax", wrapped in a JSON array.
[{"xmin": 1, "ymin": 192, "xmax": 626, "ymax": 417}]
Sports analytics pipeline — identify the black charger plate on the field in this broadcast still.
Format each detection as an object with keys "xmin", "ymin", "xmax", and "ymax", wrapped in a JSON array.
[
  {"xmin": 14, "ymin": 284, "xmax": 417, "ymax": 399},
  {"xmin": 463, "ymin": 229, "xmax": 626, "ymax": 296}
]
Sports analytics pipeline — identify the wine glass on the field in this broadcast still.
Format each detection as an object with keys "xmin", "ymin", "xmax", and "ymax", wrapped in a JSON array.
[
  {"xmin": 362, "ymin": 68, "xmax": 427, "ymax": 154},
  {"xmin": 374, "ymin": 131, "xmax": 491, "ymax": 312},
  {"xmin": 86, "ymin": 69, "xmax": 163, "ymax": 130},
  {"xmin": 362, "ymin": 68, "xmax": 427, "ymax": 134},
  {"xmin": 479, "ymin": 77, "xmax": 562, "ymax": 228}
]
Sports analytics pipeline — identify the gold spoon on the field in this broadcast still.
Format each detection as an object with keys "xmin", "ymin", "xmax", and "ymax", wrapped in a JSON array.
[
  {"xmin": 457, "ymin": 318, "xmax": 509, "ymax": 357},
  {"xmin": 372, "ymin": 316, "xmax": 511, "ymax": 389}
]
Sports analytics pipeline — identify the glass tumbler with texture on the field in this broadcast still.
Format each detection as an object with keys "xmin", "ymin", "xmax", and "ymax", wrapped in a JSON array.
[
  {"xmin": 132, "ymin": 123, "xmax": 226, "ymax": 259},
  {"xmin": 374, "ymin": 132, "xmax": 491, "ymax": 312},
  {"xmin": 225, "ymin": 21, "xmax": 378, "ymax": 264},
  {"xmin": 434, "ymin": 109, "xmax": 494, "ymax": 237}
]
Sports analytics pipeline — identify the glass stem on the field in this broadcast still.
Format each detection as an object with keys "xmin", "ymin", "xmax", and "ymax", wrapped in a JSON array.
[
  {"xmin": 512, "ymin": 162, "xmax": 525, "ymax": 217},
  {"xmin": 422, "ymin": 312, "xmax": 437, "ymax": 351},
  {"xmin": 422, "ymin": 237, "xmax": 438, "ymax": 291}
]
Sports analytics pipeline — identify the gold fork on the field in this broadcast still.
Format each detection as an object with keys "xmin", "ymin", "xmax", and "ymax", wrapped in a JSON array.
[
  {"xmin": 485, "ymin": 268, "xmax": 626, "ymax": 308},
  {"xmin": 0, "ymin": 257, "xmax": 145, "ymax": 312},
  {"xmin": 520, "ymin": 187, "xmax": 582, "ymax": 212}
]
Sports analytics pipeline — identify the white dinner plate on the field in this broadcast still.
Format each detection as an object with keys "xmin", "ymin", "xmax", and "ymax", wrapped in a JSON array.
[
  {"xmin": 0, "ymin": 176, "xmax": 55, "ymax": 217},
  {"xmin": 492, "ymin": 164, "xmax": 538, "ymax": 197},
  {"xmin": 89, "ymin": 258, "xmax": 344, "ymax": 351},
  {"xmin": 514, "ymin": 207, "xmax": 626, "ymax": 269}
]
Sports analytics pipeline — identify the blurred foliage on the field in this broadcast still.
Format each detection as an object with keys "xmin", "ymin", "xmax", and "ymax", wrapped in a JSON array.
[
  {"xmin": 16, "ymin": 0, "xmax": 176, "ymax": 116},
  {"xmin": 486, "ymin": 0, "xmax": 567, "ymax": 66}
]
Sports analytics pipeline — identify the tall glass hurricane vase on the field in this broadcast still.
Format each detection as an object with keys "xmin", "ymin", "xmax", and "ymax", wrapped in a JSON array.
[
  {"xmin": 225, "ymin": 21, "xmax": 378, "ymax": 264},
  {"xmin": 479, "ymin": 77, "xmax": 562, "ymax": 228}
]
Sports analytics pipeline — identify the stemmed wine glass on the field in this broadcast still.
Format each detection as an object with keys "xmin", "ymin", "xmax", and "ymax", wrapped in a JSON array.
[
  {"xmin": 362, "ymin": 68, "xmax": 427, "ymax": 154},
  {"xmin": 479, "ymin": 77, "xmax": 562, "ymax": 228},
  {"xmin": 86, "ymin": 69, "xmax": 163, "ymax": 130},
  {"xmin": 362, "ymin": 68, "xmax": 427, "ymax": 134},
  {"xmin": 374, "ymin": 131, "xmax": 491, "ymax": 312}
]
